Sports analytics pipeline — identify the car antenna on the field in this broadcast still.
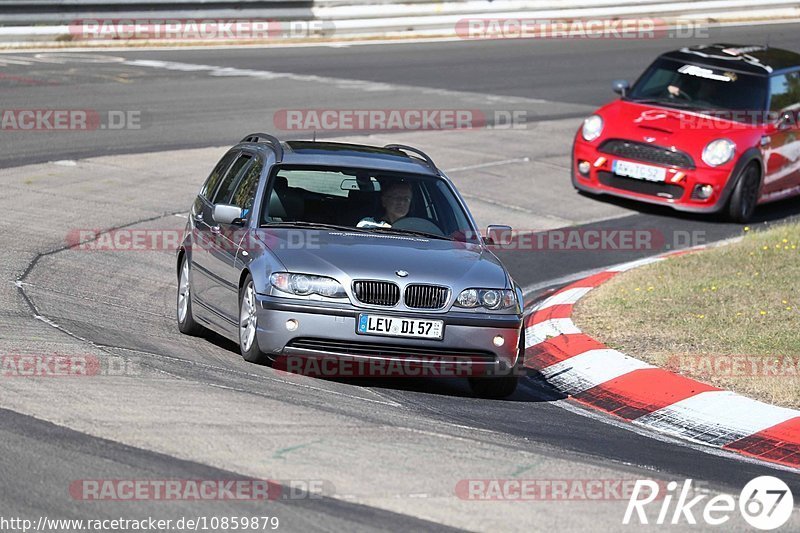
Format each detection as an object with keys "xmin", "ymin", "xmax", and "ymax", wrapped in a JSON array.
[{"xmin": 312, "ymin": 130, "xmax": 317, "ymax": 142}]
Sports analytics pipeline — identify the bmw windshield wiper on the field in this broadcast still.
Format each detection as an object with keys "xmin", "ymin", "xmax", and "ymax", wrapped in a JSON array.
[
  {"xmin": 364, "ymin": 226, "xmax": 454, "ymax": 241},
  {"xmin": 261, "ymin": 221, "xmax": 367, "ymax": 232}
]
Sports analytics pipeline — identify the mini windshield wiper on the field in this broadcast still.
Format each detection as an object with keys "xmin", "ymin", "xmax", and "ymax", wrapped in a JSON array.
[
  {"xmin": 364, "ymin": 226, "xmax": 455, "ymax": 241},
  {"xmin": 626, "ymin": 97, "xmax": 711, "ymax": 111}
]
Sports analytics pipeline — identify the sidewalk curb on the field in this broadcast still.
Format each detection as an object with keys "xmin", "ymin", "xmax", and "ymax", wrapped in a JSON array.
[{"xmin": 523, "ymin": 245, "xmax": 800, "ymax": 470}]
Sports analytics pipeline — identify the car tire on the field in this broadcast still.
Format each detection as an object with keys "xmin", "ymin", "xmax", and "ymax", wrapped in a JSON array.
[
  {"xmin": 726, "ymin": 162, "xmax": 761, "ymax": 223},
  {"xmin": 239, "ymin": 274, "xmax": 271, "ymax": 365},
  {"xmin": 177, "ymin": 255, "xmax": 204, "ymax": 336}
]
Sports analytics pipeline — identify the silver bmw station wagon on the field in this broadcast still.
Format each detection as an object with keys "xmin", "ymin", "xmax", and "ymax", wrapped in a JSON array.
[{"xmin": 177, "ymin": 134, "xmax": 524, "ymax": 397}]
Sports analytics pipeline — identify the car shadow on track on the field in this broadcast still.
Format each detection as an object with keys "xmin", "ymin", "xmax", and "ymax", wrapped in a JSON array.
[
  {"xmin": 579, "ymin": 190, "xmax": 800, "ymax": 225},
  {"xmin": 198, "ymin": 330, "xmax": 561, "ymax": 402},
  {"xmin": 313, "ymin": 370, "xmax": 568, "ymax": 403}
]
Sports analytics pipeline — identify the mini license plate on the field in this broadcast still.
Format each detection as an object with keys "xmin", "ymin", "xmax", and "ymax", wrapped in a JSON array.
[
  {"xmin": 357, "ymin": 314, "xmax": 444, "ymax": 340},
  {"xmin": 612, "ymin": 160, "xmax": 667, "ymax": 182}
]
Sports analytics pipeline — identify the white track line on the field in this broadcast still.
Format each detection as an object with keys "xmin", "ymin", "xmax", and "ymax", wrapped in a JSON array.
[
  {"xmin": 525, "ymin": 318, "xmax": 581, "ymax": 347},
  {"xmin": 635, "ymin": 390, "xmax": 800, "ymax": 447},
  {"xmin": 540, "ymin": 349, "xmax": 654, "ymax": 395},
  {"xmin": 535, "ymin": 287, "xmax": 594, "ymax": 309}
]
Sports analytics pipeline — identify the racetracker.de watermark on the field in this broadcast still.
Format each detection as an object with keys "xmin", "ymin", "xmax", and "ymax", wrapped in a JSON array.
[
  {"xmin": 69, "ymin": 479, "xmax": 331, "ymax": 501},
  {"xmin": 666, "ymin": 355, "xmax": 800, "ymax": 378},
  {"xmin": 0, "ymin": 109, "xmax": 141, "ymax": 131},
  {"xmin": 484, "ymin": 229, "xmax": 707, "ymax": 252},
  {"xmin": 456, "ymin": 479, "xmax": 666, "ymax": 501},
  {"xmin": 1, "ymin": 354, "xmax": 141, "ymax": 378},
  {"xmin": 455, "ymin": 18, "xmax": 709, "ymax": 40},
  {"xmin": 65, "ymin": 228, "xmax": 708, "ymax": 253},
  {"xmin": 274, "ymin": 109, "xmax": 503, "ymax": 132},
  {"xmin": 273, "ymin": 355, "xmax": 522, "ymax": 378},
  {"xmin": 69, "ymin": 19, "xmax": 333, "ymax": 40},
  {"xmin": 676, "ymin": 110, "xmax": 800, "ymax": 130}
]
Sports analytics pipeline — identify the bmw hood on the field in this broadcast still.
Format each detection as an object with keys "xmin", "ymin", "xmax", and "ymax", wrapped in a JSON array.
[{"xmin": 256, "ymin": 229, "xmax": 510, "ymax": 289}]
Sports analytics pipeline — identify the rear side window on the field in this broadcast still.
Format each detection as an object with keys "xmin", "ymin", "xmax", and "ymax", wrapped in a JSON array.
[
  {"xmin": 230, "ymin": 159, "xmax": 264, "ymax": 217},
  {"xmin": 769, "ymin": 71, "xmax": 800, "ymax": 112},
  {"xmin": 212, "ymin": 154, "xmax": 253, "ymax": 205},
  {"xmin": 201, "ymin": 151, "xmax": 237, "ymax": 200}
]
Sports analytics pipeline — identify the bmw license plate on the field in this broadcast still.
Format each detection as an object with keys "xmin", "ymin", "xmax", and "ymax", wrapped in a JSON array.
[
  {"xmin": 357, "ymin": 314, "xmax": 444, "ymax": 340},
  {"xmin": 613, "ymin": 160, "xmax": 667, "ymax": 182}
]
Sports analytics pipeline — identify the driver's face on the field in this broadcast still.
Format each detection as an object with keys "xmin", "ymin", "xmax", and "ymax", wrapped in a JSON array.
[{"xmin": 382, "ymin": 185, "xmax": 412, "ymax": 223}]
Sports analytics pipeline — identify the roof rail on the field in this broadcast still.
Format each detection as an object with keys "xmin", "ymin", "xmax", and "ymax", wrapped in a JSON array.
[
  {"xmin": 240, "ymin": 133, "xmax": 284, "ymax": 162},
  {"xmin": 383, "ymin": 144, "xmax": 439, "ymax": 173}
]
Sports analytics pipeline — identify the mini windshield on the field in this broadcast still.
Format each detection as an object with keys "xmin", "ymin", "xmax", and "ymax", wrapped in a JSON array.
[
  {"xmin": 627, "ymin": 58, "xmax": 768, "ymax": 115},
  {"xmin": 260, "ymin": 166, "xmax": 480, "ymax": 243}
]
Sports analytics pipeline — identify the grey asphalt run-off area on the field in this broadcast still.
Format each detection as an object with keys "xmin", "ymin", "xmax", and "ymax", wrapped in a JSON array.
[{"xmin": 2, "ymin": 22, "xmax": 800, "ymax": 532}]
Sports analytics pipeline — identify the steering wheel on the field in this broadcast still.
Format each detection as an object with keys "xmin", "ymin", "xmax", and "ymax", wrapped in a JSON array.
[{"xmin": 392, "ymin": 217, "xmax": 444, "ymax": 236}]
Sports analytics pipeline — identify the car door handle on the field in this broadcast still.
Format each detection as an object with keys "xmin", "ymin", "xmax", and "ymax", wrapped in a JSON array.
[{"xmin": 210, "ymin": 225, "xmax": 221, "ymax": 234}]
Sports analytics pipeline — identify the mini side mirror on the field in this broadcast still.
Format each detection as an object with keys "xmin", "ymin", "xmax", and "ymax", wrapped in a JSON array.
[
  {"xmin": 612, "ymin": 79, "xmax": 630, "ymax": 97},
  {"xmin": 776, "ymin": 110, "xmax": 798, "ymax": 131}
]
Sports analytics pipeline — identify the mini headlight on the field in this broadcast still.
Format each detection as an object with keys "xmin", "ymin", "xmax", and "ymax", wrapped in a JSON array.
[
  {"xmin": 581, "ymin": 115, "xmax": 604, "ymax": 142},
  {"xmin": 270, "ymin": 272, "xmax": 346, "ymax": 298},
  {"xmin": 702, "ymin": 139, "xmax": 736, "ymax": 167},
  {"xmin": 455, "ymin": 288, "xmax": 517, "ymax": 311}
]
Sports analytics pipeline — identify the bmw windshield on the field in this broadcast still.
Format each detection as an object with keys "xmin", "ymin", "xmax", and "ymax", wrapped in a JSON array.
[
  {"xmin": 627, "ymin": 58, "xmax": 768, "ymax": 116},
  {"xmin": 260, "ymin": 166, "xmax": 481, "ymax": 243}
]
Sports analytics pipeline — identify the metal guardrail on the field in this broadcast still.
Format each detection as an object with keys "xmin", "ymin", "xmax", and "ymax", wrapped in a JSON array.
[
  {"xmin": 0, "ymin": 1, "xmax": 314, "ymax": 25},
  {"xmin": 0, "ymin": 0, "xmax": 798, "ymax": 40}
]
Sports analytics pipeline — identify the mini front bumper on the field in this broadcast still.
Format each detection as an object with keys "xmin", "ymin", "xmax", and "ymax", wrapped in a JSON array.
[
  {"xmin": 572, "ymin": 138, "xmax": 736, "ymax": 213},
  {"xmin": 254, "ymin": 294, "xmax": 523, "ymax": 374}
]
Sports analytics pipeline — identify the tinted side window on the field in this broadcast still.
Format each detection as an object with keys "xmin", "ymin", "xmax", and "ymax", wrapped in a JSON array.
[
  {"xmin": 212, "ymin": 154, "xmax": 252, "ymax": 205},
  {"xmin": 230, "ymin": 159, "xmax": 264, "ymax": 217},
  {"xmin": 201, "ymin": 151, "xmax": 237, "ymax": 199},
  {"xmin": 770, "ymin": 72, "xmax": 800, "ymax": 112}
]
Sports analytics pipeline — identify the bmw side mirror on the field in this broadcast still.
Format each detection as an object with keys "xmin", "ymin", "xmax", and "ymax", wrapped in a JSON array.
[
  {"xmin": 213, "ymin": 204, "xmax": 245, "ymax": 225},
  {"xmin": 486, "ymin": 225, "xmax": 513, "ymax": 246},
  {"xmin": 612, "ymin": 79, "xmax": 630, "ymax": 97}
]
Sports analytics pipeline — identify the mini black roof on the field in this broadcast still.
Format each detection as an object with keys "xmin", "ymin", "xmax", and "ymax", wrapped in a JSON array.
[{"xmin": 660, "ymin": 43, "xmax": 800, "ymax": 76}]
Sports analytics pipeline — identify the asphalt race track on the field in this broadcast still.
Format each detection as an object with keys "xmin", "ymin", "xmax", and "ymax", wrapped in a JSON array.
[{"xmin": 2, "ymin": 22, "xmax": 800, "ymax": 532}]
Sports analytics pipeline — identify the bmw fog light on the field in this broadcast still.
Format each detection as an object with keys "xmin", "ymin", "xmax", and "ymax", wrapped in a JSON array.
[
  {"xmin": 578, "ymin": 160, "xmax": 591, "ymax": 176},
  {"xmin": 286, "ymin": 319, "xmax": 299, "ymax": 331},
  {"xmin": 493, "ymin": 335, "xmax": 505, "ymax": 347}
]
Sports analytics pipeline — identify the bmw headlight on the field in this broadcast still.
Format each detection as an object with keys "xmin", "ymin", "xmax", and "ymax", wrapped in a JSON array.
[
  {"xmin": 270, "ymin": 272, "xmax": 346, "ymax": 298},
  {"xmin": 581, "ymin": 115, "xmax": 604, "ymax": 142},
  {"xmin": 454, "ymin": 288, "xmax": 517, "ymax": 311},
  {"xmin": 702, "ymin": 139, "xmax": 736, "ymax": 167}
]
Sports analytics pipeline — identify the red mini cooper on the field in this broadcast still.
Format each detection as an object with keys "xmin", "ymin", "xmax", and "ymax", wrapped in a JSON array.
[{"xmin": 573, "ymin": 44, "xmax": 800, "ymax": 222}]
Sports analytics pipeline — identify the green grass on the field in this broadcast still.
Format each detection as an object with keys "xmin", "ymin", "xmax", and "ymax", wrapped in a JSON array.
[{"xmin": 574, "ymin": 221, "xmax": 800, "ymax": 408}]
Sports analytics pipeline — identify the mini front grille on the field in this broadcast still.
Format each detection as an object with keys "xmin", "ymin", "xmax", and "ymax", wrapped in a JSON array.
[
  {"xmin": 599, "ymin": 139, "xmax": 695, "ymax": 169},
  {"xmin": 597, "ymin": 171, "xmax": 685, "ymax": 199},
  {"xmin": 285, "ymin": 338, "xmax": 496, "ymax": 361},
  {"xmin": 404, "ymin": 284, "xmax": 449, "ymax": 309},
  {"xmin": 353, "ymin": 280, "xmax": 400, "ymax": 306}
]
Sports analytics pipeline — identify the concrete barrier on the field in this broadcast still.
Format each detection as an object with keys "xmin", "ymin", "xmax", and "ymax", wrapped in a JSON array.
[{"xmin": 0, "ymin": 0, "xmax": 798, "ymax": 45}]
